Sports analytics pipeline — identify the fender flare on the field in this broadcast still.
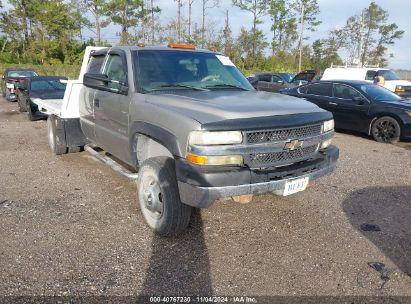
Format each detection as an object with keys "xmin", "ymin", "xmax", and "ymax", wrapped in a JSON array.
[{"xmin": 129, "ymin": 121, "xmax": 183, "ymax": 167}]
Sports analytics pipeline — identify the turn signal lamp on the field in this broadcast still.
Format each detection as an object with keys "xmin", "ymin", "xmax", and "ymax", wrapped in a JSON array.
[
  {"xmin": 136, "ymin": 43, "xmax": 145, "ymax": 47},
  {"xmin": 187, "ymin": 153, "xmax": 243, "ymax": 166}
]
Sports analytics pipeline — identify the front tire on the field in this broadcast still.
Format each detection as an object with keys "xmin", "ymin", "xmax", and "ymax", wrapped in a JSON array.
[
  {"xmin": 47, "ymin": 115, "xmax": 68, "ymax": 155},
  {"xmin": 17, "ymin": 94, "xmax": 27, "ymax": 112},
  {"xmin": 137, "ymin": 157, "xmax": 192, "ymax": 236},
  {"xmin": 371, "ymin": 116, "xmax": 401, "ymax": 143},
  {"xmin": 5, "ymin": 90, "xmax": 12, "ymax": 102},
  {"xmin": 27, "ymin": 101, "xmax": 36, "ymax": 121}
]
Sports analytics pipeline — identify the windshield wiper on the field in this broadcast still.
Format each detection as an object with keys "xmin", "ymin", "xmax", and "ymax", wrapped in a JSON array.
[
  {"xmin": 203, "ymin": 84, "xmax": 250, "ymax": 91},
  {"xmin": 150, "ymin": 84, "xmax": 208, "ymax": 92}
]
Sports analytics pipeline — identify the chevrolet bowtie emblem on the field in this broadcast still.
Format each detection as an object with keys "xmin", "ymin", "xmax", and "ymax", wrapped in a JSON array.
[{"xmin": 284, "ymin": 139, "xmax": 304, "ymax": 151}]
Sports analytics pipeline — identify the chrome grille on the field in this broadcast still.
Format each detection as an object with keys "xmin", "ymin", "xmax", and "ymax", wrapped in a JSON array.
[
  {"xmin": 247, "ymin": 145, "xmax": 318, "ymax": 168},
  {"xmin": 246, "ymin": 124, "xmax": 322, "ymax": 144}
]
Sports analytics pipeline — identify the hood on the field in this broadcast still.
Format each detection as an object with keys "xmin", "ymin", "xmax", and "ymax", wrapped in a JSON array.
[
  {"xmin": 385, "ymin": 80, "xmax": 411, "ymax": 86},
  {"xmin": 146, "ymin": 90, "xmax": 325, "ymax": 124},
  {"xmin": 384, "ymin": 80, "xmax": 411, "ymax": 92},
  {"xmin": 30, "ymin": 90, "xmax": 65, "ymax": 100},
  {"xmin": 379, "ymin": 98, "xmax": 411, "ymax": 109}
]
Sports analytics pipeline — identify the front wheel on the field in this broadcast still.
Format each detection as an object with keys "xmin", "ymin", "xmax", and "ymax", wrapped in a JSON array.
[
  {"xmin": 5, "ymin": 90, "xmax": 12, "ymax": 102},
  {"xmin": 17, "ymin": 94, "xmax": 27, "ymax": 112},
  {"xmin": 371, "ymin": 116, "xmax": 401, "ymax": 143},
  {"xmin": 137, "ymin": 157, "xmax": 192, "ymax": 236},
  {"xmin": 27, "ymin": 101, "xmax": 36, "ymax": 121}
]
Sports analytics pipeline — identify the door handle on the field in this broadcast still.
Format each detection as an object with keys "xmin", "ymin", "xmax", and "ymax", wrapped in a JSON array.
[
  {"xmin": 94, "ymin": 98, "xmax": 100, "ymax": 107},
  {"xmin": 329, "ymin": 102, "xmax": 338, "ymax": 106}
]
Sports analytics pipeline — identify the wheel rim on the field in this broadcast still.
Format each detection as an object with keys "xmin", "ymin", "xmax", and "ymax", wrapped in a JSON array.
[
  {"xmin": 373, "ymin": 119, "xmax": 398, "ymax": 143},
  {"xmin": 139, "ymin": 172, "xmax": 164, "ymax": 220}
]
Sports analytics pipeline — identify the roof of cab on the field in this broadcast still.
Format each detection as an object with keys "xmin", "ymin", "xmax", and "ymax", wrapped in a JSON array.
[{"xmin": 96, "ymin": 45, "xmax": 220, "ymax": 54}]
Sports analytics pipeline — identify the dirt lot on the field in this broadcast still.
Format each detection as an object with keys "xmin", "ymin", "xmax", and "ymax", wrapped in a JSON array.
[{"xmin": 0, "ymin": 96, "xmax": 410, "ymax": 301}]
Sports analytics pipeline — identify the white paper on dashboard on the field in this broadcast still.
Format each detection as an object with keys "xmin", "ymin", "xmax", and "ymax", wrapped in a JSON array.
[{"xmin": 216, "ymin": 55, "xmax": 235, "ymax": 66}]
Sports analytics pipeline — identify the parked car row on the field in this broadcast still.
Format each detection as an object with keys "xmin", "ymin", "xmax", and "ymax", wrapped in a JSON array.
[
  {"xmin": 249, "ymin": 67, "xmax": 411, "ymax": 144},
  {"xmin": 247, "ymin": 70, "xmax": 317, "ymax": 92},
  {"xmin": 250, "ymin": 66, "xmax": 411, "ymax": 98},
  {"xmin": 1, "ymin": 68, "xmax": 67, "ymax": 121}
]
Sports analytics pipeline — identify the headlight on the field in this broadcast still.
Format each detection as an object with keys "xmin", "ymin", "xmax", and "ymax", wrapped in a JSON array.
[
  {"xmin": 406, "ymin": 111, "xmax": 411, "ymax": 117},
  {"xmin": 187, "ymin": 153, "xmax": 243, "ymax": 166},
  {"xmin": 395, "ymin": 85, "xmax": 405, "ymax": 93},
  {"xmin": 323, "ymin": 120, "xmax": 334, "ymax": 133},
  {"xmin": 320, "ymin": 138, "xmax": 333, "ymax": 150},
  {"xmin": 188, "ymin": 131, "xmax": 243, "ymax": 145}
]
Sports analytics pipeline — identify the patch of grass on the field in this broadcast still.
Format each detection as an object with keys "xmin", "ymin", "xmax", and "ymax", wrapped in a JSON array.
[
  {"xmin": 1, "ymin": 64, "xmax": 80, "ymax": 90},
  {"xmin": 1, "ymin": 63, "xmax": 80, "ymax": 93}
]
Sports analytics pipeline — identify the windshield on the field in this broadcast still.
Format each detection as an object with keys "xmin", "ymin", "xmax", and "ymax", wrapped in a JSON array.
[
  {"xmin": 377, "ymin": 70, "xmax": 400, "ymax": 81},
  {"xmin": 359, "ymin": 84, "xmax": 403, "ymax": 102},
  {"xmin": 134, "ymin": 50, "xmax": 254, "ymax": 92},
  {"xmin": 31, "ymin": 79, "xmax": 66, "ymax": 92},
  {"xmin": 7, "ymin": 70, "xmax": 38, "ymax": 77},
  {"xmin": 279, "ymin": 73, "xmax": 294, "ymax": 83}
]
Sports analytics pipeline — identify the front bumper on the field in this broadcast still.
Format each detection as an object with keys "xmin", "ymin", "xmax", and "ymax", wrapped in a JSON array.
[
  {"xmin": 29, "ymin": 101, "xmax": 48, "ymax": 120},
  {"xmin": 177, "ymin": 145, "xmax": 339, "ymax": 208},
  {"xmin": 6, "ymin": 90, "xmax": 17, "ymax": 101},
  {"xmin": 398, "ymin": 92, "xmax": 411, "ymax": 99},
  {"xmin": 402, "ymin": 122, "xmax": 411, "ymax": 140}
]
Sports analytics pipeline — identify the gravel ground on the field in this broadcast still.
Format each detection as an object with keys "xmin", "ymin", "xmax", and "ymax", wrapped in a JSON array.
[{"xmin": 0, "ymin": 96, "xmax": 410, "ymax": 301}]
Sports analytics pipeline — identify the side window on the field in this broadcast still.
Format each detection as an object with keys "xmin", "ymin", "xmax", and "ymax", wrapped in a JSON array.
[
  {"xmin": 104, "ymin": 54, "xmax": 127, "ymax": 91},
  {"xmin": 333, "ymin": 84, "xmax": 360, "ymax": 99},
  {"xmin": 258, "ymin": 74, "xmax": 271, "ymax": 82},
  {"xmin": 87, "ymin": 55, "xmax": 105, "ymax": 73},
  {"xmin": 306, "ymin": 83, "xmax": 332, "ymax": 97},
  {"xmin": 271, "ymin": 75, "xmax": 283, "ymax": 83},
  {"xmin": 365, "ymin": 70, "xmax": 376, "ymax": 81}
]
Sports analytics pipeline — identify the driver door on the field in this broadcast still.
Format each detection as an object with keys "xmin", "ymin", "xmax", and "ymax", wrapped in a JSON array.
[
  {"xmin": 94, "ymin": 51, "xmax": 131, "ymax": 161},
  {"xmin": 327, "ymin": 84, "xmax": 370, "ymax": 132}
]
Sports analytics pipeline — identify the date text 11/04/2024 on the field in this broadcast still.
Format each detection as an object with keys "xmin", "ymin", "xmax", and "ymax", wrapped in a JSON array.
[{"xmin": 149, "ymin": 296, "xmax": 258, "ymax": 303}]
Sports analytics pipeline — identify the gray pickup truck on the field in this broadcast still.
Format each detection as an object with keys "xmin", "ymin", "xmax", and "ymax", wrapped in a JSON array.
[{"xmin": 49, "ymin": 45, "xmax": 338, "ymax": 236}]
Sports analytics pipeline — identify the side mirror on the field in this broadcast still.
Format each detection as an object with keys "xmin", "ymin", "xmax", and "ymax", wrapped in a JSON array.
[
  {"xmin": 110, "ymin": 79, "xmax": 129, "ymax": 95},
  {"xmin": 352, "ymin": 96, "xmax": 366, "ymax": 105},
  {"xmin": 83, "ymin": 73, "xmax": 109, "ymax": 91},
  {"xmin": 247, "ymin": 77, "xmax": 258, "ymax": 87},
  {"xmin": 84, "ymin": 73, "xmax": 128, "ymax": 95},
  {"xmin": 277, "ymin": 80, "xmax": 285, "ymax": 84}
]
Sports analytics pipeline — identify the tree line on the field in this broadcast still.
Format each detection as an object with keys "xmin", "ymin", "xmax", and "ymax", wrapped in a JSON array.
[{"xmin": 0, "ymin": 0, "xmax": 404, "ymax": 73}]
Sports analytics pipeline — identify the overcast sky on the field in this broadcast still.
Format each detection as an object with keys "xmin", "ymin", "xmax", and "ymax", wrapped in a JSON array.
[{"xmin": 97, "ymin": 0, "xmax": 411, "ymax": 69}]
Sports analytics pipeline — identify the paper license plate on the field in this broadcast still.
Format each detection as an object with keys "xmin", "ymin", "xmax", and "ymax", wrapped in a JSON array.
[
  {"xmin": 282, "ymin": 177, "xmax": 309, "ymax": 196},
  {"xmin": 6, "ymin": 83, "xmax": 14, "ymax": 89}
]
